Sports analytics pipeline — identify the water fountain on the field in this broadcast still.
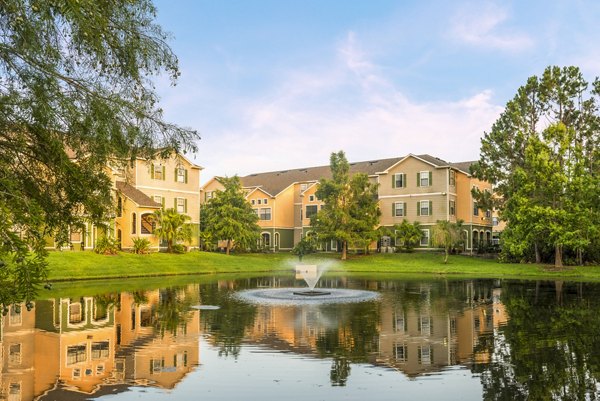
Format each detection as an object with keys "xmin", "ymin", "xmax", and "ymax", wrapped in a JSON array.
[{"xmin": 233, "ymin": 263, "xmax": 379, "ymax": 305}]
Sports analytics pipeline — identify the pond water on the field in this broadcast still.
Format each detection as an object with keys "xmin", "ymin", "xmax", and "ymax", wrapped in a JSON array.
[{"xmin": 2, "ymin": 275, "xmax": 600, "ymax": 400}]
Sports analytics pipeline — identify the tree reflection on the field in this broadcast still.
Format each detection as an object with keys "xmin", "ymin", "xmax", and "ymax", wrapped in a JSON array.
[
  {"xmin": 154, "ymin": 287, "xmax": 194, "ymax": 337},
  {"xmin": 473, "ymin": 281, "xmax": 600, "ymax": 400}
]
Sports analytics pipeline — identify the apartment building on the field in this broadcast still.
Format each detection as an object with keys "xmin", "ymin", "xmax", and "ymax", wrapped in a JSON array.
[
  {"xmin": 200, "ymin": 154, "xmax": 493, "ymax": 252},
  {"xmin": 47, "ymin": 152, "xmax": 202, "ymax": 251}
]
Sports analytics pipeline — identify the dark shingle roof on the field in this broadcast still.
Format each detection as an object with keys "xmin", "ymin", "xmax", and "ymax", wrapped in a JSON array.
[
  {"xmin": 239, "ymin": 154, "xmax": 476, "ymax": 196},
  {"xmin": 115, "ymin": 181, "xmax": 161, "ymax": 208}
]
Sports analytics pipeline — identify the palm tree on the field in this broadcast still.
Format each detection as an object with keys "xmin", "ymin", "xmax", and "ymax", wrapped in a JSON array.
[
  {"xmin": 393, "ymin": 221, "xmax": 422, "ymax": 252},
  {"xmin": 432, "ymin": 220, "xmax": 464, "ymax": 264},
  {"xmin": 152, "ymin": 208, "xmax": 192, "ymax": 253}
]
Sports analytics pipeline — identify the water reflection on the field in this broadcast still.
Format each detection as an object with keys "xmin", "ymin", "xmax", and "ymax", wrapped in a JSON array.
[{"xmin": 1, "ymin": 278, "xmax": 600, "ymax": 400}]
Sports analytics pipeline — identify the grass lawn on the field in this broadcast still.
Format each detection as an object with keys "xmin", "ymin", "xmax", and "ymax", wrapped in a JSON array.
[{"xmin": 46, "ymin": 250, "xmax": 600, "ymax": 282}]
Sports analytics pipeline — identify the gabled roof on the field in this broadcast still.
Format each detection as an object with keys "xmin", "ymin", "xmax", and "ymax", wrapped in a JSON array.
[
  {"xmin": 450, "ymin": 161, "xmax": 476, "ymax": 175},
  {"xmin": 116, "ymin": 181, "xmax": 161, "ymax": 208}
]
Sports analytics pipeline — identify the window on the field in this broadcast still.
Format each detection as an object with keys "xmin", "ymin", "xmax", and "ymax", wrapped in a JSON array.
[
  {"xmin": 251, "ymin": 199, "xmax": 255, "ymax": 205},
  {"xmin": 92, "ymin": 341, "xmax": 110, "ymax": 360},
  {"xmin": 150, "ymin": 358, "xmax": 165, "ymax": 374},
  {"xmin": 96, "ymin": 365, "xmax": 105, "ymax": 375},
  {"xmin": 176, "ymin": 198, "xmax": 187, "ymax": 213},
  {"xmin": 418, "ymin": 171, "xmax": 431, "ymax": 187},
  {"xmin": 67, "ymin": 344, "xmax": 87, "ymax": 365},
  {"xmin": 473, "ymin": 202, "xmax": 479, "ymax": 216},
  {"xmin": 492, "ymin": 216, "xmax": 499, "ymax": 226},
  {"xmin": 419, "ymin": 316, "xmax": 432, "ymax": 335},
  {"xmin": 8, "ymin": 383, "xmax": 21, "ymax": 401},
  {"xmin": 259, "ymin": 208, "xmax": 271, "ymax": 220},
  {"xmin": 330, "ymin": 240, "xmax": 337, "ymax": 251},
  {"xmin": 257, "ymin": 199, "xmax": 262, "ymax": 205},
  {"xmin": 253, "ymin": 208, "xmax": 259, "ymax": 216},
  {"xmin": 117, "ymin": 197, "xmax": 122, "ymax": 217},
  {"xmin": 9, "ymin": 344, "xmax": 21, "ymax": 365},
  {"xmin": 9, "ymin": 304, "xmax": 22, "ymax": 326},
  {"xmin": 152, "ymin": 164, "xmax": 164, "ymax": 180},
  {"xmin": 263, "ymin": 198, "xmax": 268, "ymax": 204},
  {"xmin": 69, "ymin": 302, "xmax": 82, "ymax": 324},
  {"xmin": 274, "ymin": 233, "xmax": 280, "ymax": 247},
  {"xmin": 449, "ymin": 170, "xmax": 456, "ymax": 186},
  {"xmin": 394, "ymin": 343, "xmax": 408, "ymax": 362},
  {"xmin": 309, "ymin": 195, "xmax": 315, "ymax": 202},
  {"xmin": 393, "ymin": 173, "xmax": 406, "ymax": 188},
  {"xmin": 73, "ymin": 368, "xmax": 81, "ymax": 379},
  {"xmin": 141, "ymin": 213, "xmax": 154, "ymax": 234},
  {"xmin": 449, "ymin": 200, "xmax": 456, "ymax": 216},
  {"xmin": 300, "ymin": 183, "xmax": 308, "ymax": 191},
  {"xmin": 153, "ymin": 195, "xmax": 164, "ymax": 208},
  {"xmin": 393, "ymin": 202, "xmax": 405, "ymax": 217},
  {"xmin": 418, "ymin": 200, "xmax": 431, "ymax": 216},
  {"xmin": 485, "ymin": 209, "xmax": 492, "ymax": 218},
  {"xmin": 306, "ymin": 205, "xmax": 318, "ymax": 219},
  {"xmin": 261, "ymin": 233, "xmax": 270, "ymax": 247},
  {"xmin": 205, "ymin": 191, "xmax": 213, "ymax": 201},
  {"xmin": 393, "ymin": 311, "xmax": 406, "ymax": 332},
  {"xmin": 418, "ymin": 346, "xmax": 432, "ymax": 365},
  {"xmin": 420, "ymin": 229, "xmax": 430, "ymax": 246},
  {"xmin": 176, "ymin": 167, "xmax": 187, "ymax": 183}
]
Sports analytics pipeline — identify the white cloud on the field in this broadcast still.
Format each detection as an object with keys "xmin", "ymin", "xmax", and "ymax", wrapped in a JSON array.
[
  {"xmin": 450, "ymin": 3, "xmax": 534, "ymax": 51},
  {"xmin": 185, "ymin": 32, "xmax": 504, "ymax": 184}
]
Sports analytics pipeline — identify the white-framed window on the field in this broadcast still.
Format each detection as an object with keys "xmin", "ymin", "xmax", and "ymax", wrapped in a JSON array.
[
  {"xmin": 257, "ymin": 199, "xmax": 262, "ymax": 205},
  {"xmin": 418, "ymin": 345, "xmax": 432, "ymax": 365},
  {"xmin": 419, "ymin": 200, "xmax": 431, "ymax": 216},
  {"xmin": 8, "ymin": 343, "xmax": 21, "ymax": 365},
  {"xmin": 205, "ymin": 191, "xmax": 213, "ymax": 201},
  {"xmin": 261, "ymin": 232, "xmax": 271, "ymax": 247},
  {"xmin": 259, "ymin": 208, "xmax": 271, "ymax": 220},
  {"xmin": 420, "ymin": 229, "xmax": 430, "ymax": 246},
  {"xmin": 449, "ymin": 200, "xmax": 456, "ymax": 216},
  {"xmin": 8, "ymin": 382, "xmax": 21, "ymax": 401},
  {"xmin": 394, "ymin": 343, "xmax": 408, "ymax": 362},
  {"xmin": 309, "ymin": 195, "xmax": 315, "ymax": 202},
  {"xmin": 176, "ymin": 167, "xmax": 187, "ymax": 183},
  {"xmin": 492, "ymin": 216, "xmax": 499, "ymax": 226},
  {"xmin": 9, "ymin": 304, "xmax": 22, "ymax": 326},
  {"xmin": 67, "ymin": 344, "xmax": 87, "ymax": 365},
  {"xmin": 96, "ymin": 364, "xmax": 105, "ymax": 375},
  {"xmin": 253, "ymin": 208, "xmax": 259, "ymax": 216},
  {"xmin": 419, "ymin": 171, "xmax": 430, "ymax": 187},
  {"xmin": 393, "ymin": 202, "xmax": 405, "ymax": 217},
  {"xmin": 176, "ymin": 198, "xmax": 186, "ymax": 213},
  {"xmin": 152, "ymin": 164, "xmax": 164, "ymax": 180},
  {"xmin": 274, "ymin": 232, "xmax": 280, "ymax": 247},
  {"xmin": 300, "ymin": 183, "xmax": 308, "ymax": 191},
  {"xmin": 393, "ymin": 173, "xmax": 406, "ymax": 188},
  {"xmin": 263, "ymin": 198, "xmax": 268, "ymax": 204},
  {"xmin": 330, "ymin": 240, "xmax": 337, "ymax": 251},
  {"xmin": 73, "ymin": 368, "xmax": 82, "ymax": 379},
  {"xmin": 419, "ymin": 315, "xmax": 431, "ymax": 335},
  {"xmin": 485, "ymin": 209, "xmax": 492, "ymax": 218},
  {"xmin": 91, "ymin": 341, "xmax": 110, "ymax": 360},
  {"xmin": 473, "ymin": 202, "xmax": 479, "ymax": 216},
  {"xmin": 251, "ymin": 199, "xmax": 255, "ymax": 205},
  {"xmin": 151, "ymin": 358, "xmax": 164, "ymax": 374},
  {"xmin": 153, "ymin": 195, "xmax": 164, "ymax": 208},
  {"xmin": 393, "ymin": 311, "xmax": 406, "ymax": 332}
]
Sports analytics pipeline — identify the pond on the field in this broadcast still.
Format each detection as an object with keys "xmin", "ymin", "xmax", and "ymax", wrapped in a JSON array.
[{"xmin": 2, "ymin": 274, "xmax": 600, "ymax": 400}]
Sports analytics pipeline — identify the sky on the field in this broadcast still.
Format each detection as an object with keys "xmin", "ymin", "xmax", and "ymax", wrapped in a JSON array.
[{"xmin": 152, "ymin": 0, "xmax": 600, "ymax": 184}]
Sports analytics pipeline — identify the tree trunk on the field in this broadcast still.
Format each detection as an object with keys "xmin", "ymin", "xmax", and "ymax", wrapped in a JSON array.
[
  {"xmin": 444, "ymin": 248, "xmax": 449, "ymax": 264},
  {"xmin": 226, "ymin": 239, "xmax": 231, "ymax": 255},
  {"xmin": 167, "ymin": 239, "xmax": 173, "ymax": 253},
  {"xmin": 534, "ymin": 241, "xmax": 541, "ymax": 264},
  {"xmin": 341, "ymin": 241, "xmax": 347, "ymax": 260},
  {"xmin": 554, "ymin": 244, "xmax": 563, "ymax": 268}
]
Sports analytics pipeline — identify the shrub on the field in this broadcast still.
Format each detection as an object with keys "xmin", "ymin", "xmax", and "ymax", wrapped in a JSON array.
[
  {"xmin": 94, "ymin": 236, "xmax": 120, "ymax": 255},
  {"xmin": 131, "ymin": 237, "xmax": 151, "ymax": 254},
  {"xmin": 171, "ymin": 244, "xmax": 186, "ymax": 254}
]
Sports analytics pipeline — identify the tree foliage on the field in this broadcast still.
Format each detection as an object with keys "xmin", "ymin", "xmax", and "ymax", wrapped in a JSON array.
[
  {"xmin": 200, "ymin": 176, "xmax": 260, "ymax": 255},
  {"xmin": 392, "ymin": 220, "xmax": 423, "ymax": 252},
  {"xmin": 311, "ymin": 151, "xmax": 380, "ymax": 260},
  {"xmin": 0, "ymin": 0, "xmax": 198, "ymax": 303},
  {"xmin": 472, "ymin": 66, "xmax": 600, "ymax": 267},
  {"xmin": 152, "ymin": 208, "xmax": 192, "ymax": 253},
  {"xmin": 432, "ymin": 219, "xmax": 464, "ymax": 263}
]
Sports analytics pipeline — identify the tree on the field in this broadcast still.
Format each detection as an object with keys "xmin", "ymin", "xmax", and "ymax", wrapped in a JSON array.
[
  {"xmin": 200, "ymin": 176, "xmax": 260, "ymax": 255},
  {"xmin": 0, "ymin": 0, "xmax": 198, "ymax": 304},
  {"xmin": 311, "ymin": 151, "xmax": 380, "ymax": 260},
  {"xmin": 472, "ymin": 66, "xmax": 600, "ymax": 267},
  {"xmin": 292, "ymin": 232, "xmax": 317, "ymax": 262},
  {"xmin": 393, "ymin": 220, "xmax": 422, "ymax": 252},
  {"xmin": 152, "ymin": 208, "xmax": 192, "ymax": 253},
  {"xmin": 432, "ymin": 220, "xmax": 464, "ymax": 264}
]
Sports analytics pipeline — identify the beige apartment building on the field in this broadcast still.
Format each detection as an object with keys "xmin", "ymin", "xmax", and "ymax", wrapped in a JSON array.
[
  {"xmin": 46, "ymin": 152, "xmax": 202, "ymax": 251},
  {"xmin": 201, "ymin": 154, "xmax": 493, "ymax": 252}
]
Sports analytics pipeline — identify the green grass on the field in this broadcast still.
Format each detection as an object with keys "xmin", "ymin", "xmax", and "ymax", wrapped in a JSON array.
[{"xmin": 46, "ymin": 250, "xmax": 600, "ymax": 282}]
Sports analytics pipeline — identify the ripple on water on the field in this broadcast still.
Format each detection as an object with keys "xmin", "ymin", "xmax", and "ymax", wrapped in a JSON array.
[{"xmin": 233, "ymin": 288, "xmax": 380, "ymax": 306}]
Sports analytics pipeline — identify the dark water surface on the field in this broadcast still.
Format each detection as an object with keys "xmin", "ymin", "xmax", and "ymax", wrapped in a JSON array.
[{"xmin": 2, "ymin": 275, "xmax": 600, "ymax": 400}]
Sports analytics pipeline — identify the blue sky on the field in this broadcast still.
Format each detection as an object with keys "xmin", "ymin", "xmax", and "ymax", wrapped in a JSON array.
[{"xmin": 152, "ymin": 0, "xmax": 600, "ymax": 183}]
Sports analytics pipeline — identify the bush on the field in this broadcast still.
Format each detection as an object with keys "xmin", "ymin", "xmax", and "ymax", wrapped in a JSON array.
[
  {"xmin": 131, "ymin": 237, "xmax": 151, "ymax": 254},
  {"xmin": 171, "ymin": 244, "xmax": 186, "ymax": 254},
  {"xmin": 94, "ymin": 236, "xmax": 120, "ymax": 255}
]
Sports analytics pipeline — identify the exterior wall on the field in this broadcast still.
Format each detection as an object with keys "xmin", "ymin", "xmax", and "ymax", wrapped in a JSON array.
[
  {"xmin": 456, "ymin": 172, "xmax": 493, "ymax": 250},
  {"xmin": 301, "ymin": 183, "xmax": 324, "ymax": 228},
  {"xmin": 274, "ymin": 185, "xmax": 295, "ymax": 229},
  {"xmin": 247, "ymin": 188, "xmax": 274, "ymax": 229},
  {"xmin": 115, "ymin": 201, "xmax": 160, "ymax": 250}
]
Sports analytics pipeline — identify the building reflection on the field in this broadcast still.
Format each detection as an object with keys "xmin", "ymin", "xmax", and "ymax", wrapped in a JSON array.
[
  {"xmin": 202, "ymin": 278, "xmax": 509, "ymax": 380},
  {"xmin": 0, "ymin": 285, "xmax": 201, "ymax": 401}
]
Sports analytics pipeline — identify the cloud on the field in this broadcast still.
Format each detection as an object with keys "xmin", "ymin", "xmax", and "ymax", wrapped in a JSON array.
[
  {"xmin": 187, "ymin": 32, "xmax": 503, "ymax": 183},
  {"xmin": 450, "ymin": 3, "xmax": 534, "ymax": 51}
]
